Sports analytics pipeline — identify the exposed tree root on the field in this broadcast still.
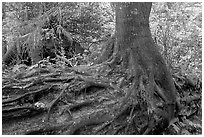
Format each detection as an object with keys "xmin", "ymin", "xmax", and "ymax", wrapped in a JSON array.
[
  {"xmin": 2, "ymin": 104, "xmax": 45, "ymax": 120},
  {"xmin": 63, "ymin": 109, "xmax": 113, "ymax": 134},
  {"xmin": 46, "ymin": 83, "xmax": 70, "ymax": 121},
  {"xmin": 25, "ymin": 109, "xmax": 113, "ymax": 135},
  {"xmin": 25, "ymin": 122, "xmax": 73, "ymax": 135},
  {"xmin": 2, "ymin": 85, "xmax": 53, "ymax": 105},
  {"xmin": 2, "ymin": 55, "xmax": 202, "ymax": 135},
  {"xmin": 68, "ymin": 99, "xmax": 97, "ymax": 111},
  {"xmin": 180, "ymin": 94, "xmax": 201, "ymax": 104}
]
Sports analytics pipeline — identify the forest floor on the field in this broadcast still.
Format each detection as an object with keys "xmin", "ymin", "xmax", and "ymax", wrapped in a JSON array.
[{"xmin": 2, "ymin": 60, "xmax": 202, "ymax": 135}]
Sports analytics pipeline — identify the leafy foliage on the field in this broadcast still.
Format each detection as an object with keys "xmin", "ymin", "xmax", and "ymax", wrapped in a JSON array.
[
  {"xmin": 150, "ymin": 2, "xmax": 202, "ymax": 79},
  {"xmin": 2, "ymin": 2, "xmax": 114, "ymax": 50}
]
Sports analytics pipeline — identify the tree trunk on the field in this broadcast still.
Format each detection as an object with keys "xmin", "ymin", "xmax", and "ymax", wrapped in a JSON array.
[{"xmin": 114, "ymin": 2, "xmax": 176, "ymax": 131}]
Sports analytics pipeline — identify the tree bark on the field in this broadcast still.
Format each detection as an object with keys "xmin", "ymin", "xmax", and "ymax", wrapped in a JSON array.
[{"xmin": 115, "ymin": 2, "xmax": 176, "ymax": 127}]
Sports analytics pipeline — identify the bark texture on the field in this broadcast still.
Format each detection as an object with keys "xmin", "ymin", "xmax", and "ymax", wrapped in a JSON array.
[{"xmin": 114, "ymin": 2, "xmax": 176, "ymax": 126}]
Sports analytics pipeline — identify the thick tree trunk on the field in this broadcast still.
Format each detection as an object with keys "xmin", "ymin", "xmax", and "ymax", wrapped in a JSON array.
[{"xmin": 114, "ymin": 2, "xmax": 176, "ymax": 130}]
